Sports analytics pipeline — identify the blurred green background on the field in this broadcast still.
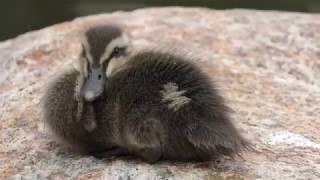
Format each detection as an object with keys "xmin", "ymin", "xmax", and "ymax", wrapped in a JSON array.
[{"xmin": 1, "ymin": 0, "xmax": 320, "ymax": 41}]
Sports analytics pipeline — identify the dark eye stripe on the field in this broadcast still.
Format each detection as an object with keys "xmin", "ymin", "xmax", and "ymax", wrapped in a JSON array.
[{"xmin": 112, "ymin": 47, "xmax": 126, "ymax": 58}]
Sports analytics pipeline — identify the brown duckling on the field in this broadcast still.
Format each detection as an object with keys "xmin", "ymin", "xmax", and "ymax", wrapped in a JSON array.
[{"xmin": 42, "ymin": 25, "xmax": 249, "ymax": 163}]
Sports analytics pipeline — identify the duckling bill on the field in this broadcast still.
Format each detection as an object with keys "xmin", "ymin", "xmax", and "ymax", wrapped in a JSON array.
[
  {"xmin": 42, "ymin": 24, "xmax": 249, "ymax": 163},
  {"xmin": 81, "ymin": 65, "xmax": 106, "ymax": 102}
]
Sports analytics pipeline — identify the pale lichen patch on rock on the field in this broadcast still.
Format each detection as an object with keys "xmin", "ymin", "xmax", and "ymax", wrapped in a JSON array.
[{"xmin": 263, "ymin": 131, "xmax": 320, "ymax": 149}]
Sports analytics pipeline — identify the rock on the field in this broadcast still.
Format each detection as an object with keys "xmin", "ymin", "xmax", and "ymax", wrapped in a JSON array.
[{"xmin": 0, "ymin": 7, "xmax": 319, "ymax": 179}]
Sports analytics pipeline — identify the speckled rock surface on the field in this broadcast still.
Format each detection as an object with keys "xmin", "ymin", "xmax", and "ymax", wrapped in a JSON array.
[{"xmin": 0, "ymin": 7, "xmax": 319, "ymax": 179}]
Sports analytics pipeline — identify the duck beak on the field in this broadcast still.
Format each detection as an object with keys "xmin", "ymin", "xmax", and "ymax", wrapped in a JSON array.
[{"xmin": 81, "ymin": 65, "xmax": 106, "ymax": 102}]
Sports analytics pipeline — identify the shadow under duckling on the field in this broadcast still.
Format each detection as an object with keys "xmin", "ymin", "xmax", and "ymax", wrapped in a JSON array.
[{"xmin": 42, "ymin": 25, "xmax": 249, "ymax": 163}]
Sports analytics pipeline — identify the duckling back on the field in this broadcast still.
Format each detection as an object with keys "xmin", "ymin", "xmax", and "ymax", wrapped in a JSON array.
[{"xmin": 101, "ymin": 51, "xmax": 249, "ymax": 162}]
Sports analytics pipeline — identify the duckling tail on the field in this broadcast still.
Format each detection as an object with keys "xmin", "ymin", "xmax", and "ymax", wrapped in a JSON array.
[{"xmin": 186, "ymin": 120, "xmax": 250, "ymax": 160}]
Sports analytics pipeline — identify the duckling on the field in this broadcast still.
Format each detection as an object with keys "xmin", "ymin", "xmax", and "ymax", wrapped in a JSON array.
[
  {"xmin": 42, "ymin": 25, "xmax": 130, "ymax": 153},
  {"xmin": 42, "ymin": 25, "xmax": 249, "ymax": 163}
]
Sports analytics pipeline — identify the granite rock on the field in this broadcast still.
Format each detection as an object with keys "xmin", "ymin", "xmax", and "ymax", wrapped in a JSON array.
[{"xmin": 0, "ymin": 7, "xmax": 319, "ymax": 179}]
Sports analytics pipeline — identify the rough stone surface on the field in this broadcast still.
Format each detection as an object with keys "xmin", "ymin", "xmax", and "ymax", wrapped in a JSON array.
[{"xmin": 1, "ymin": 7, "xmax": 320, "ymax": 179}]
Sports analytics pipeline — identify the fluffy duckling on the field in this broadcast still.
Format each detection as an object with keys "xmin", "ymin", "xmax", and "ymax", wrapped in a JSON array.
[
  {"xmin": 42, "ymin": 25, "xmax": 249, "ymax": 163},
  {"xmin": 42, "ymin": 25, "xmax": 129, "ymax": 154}
]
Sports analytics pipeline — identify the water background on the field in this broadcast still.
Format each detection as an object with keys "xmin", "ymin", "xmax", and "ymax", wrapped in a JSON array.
[{"xmin": 1, "ymin": 0, "xmax": 319, "ymax": 41}]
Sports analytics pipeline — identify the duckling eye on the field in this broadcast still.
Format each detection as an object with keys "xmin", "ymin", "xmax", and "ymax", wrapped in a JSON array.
[
  {"xmin": 112, "ymin": 47, "xmax": 120, "ymax": 57},
  {"xmin": 111, "ymin": 47, "xmax": 125, "ymax": 58}
]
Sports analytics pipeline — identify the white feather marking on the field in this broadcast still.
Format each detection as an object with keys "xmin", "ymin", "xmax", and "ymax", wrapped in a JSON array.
[{"xmin": 160, "ymin": 82, "xmax": 191, "ymax": 111}]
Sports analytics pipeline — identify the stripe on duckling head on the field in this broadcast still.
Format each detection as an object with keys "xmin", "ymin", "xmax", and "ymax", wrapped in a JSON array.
[
  {"xmin": 105, "ymin": 55, "xmax": 128, "ymax": 78},
  {"xmin": 100, "ymin": 33, "xmax": 130, "ymax": 64},
  {"xmin": 80, "ymin": 35, "xmax": 94, "ymax": 64}
]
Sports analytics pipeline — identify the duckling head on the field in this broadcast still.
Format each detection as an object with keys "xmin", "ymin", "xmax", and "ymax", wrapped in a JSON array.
[{"xmin": 74, "ymin": 25, "xmax": 131, "ymax": 102}]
